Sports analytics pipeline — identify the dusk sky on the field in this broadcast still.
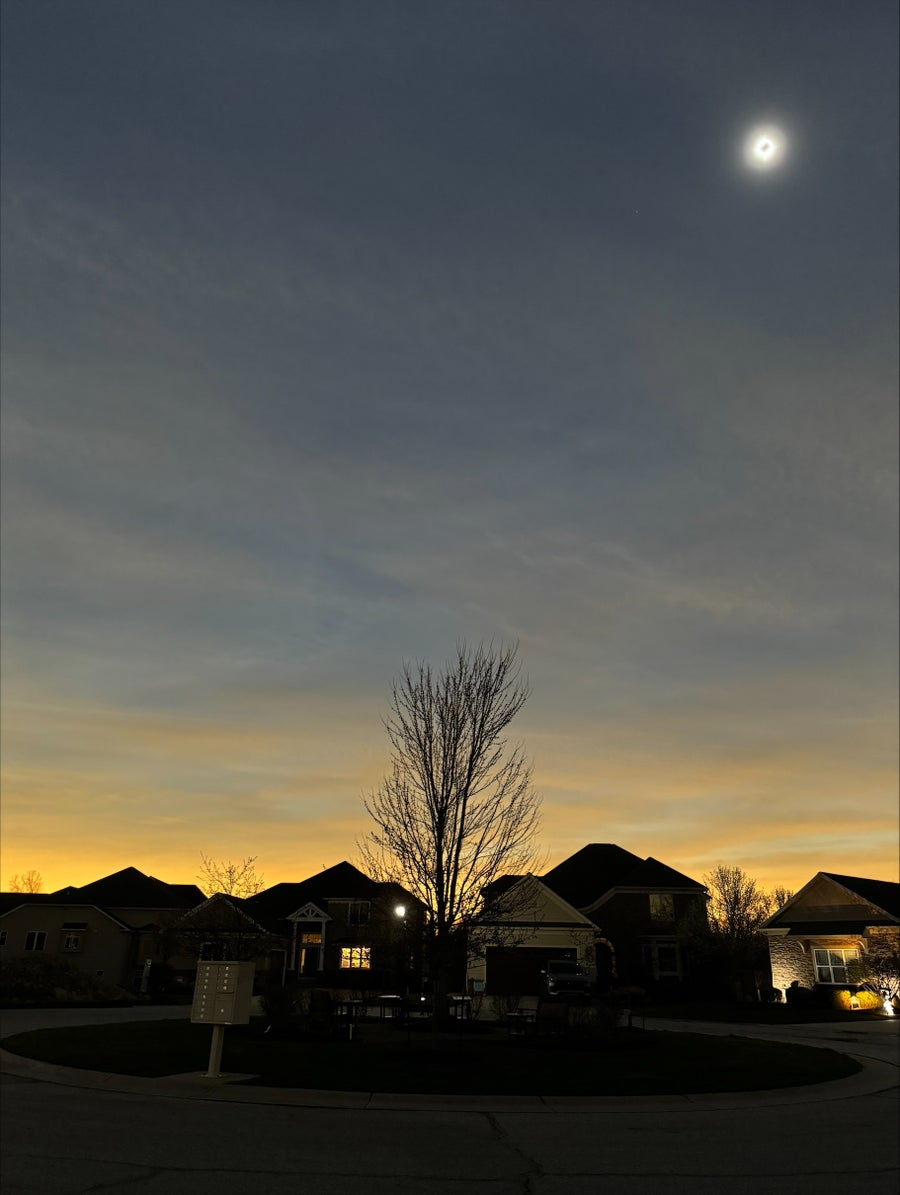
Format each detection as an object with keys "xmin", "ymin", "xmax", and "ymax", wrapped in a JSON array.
[{"xmin": 2, "ymin": 1, "xmax": 897, "ymax": 896}]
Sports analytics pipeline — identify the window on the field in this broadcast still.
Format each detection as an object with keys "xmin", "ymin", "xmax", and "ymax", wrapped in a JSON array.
[
  {"xmin": 642, "ymin": 939, "xmax": 681, "ymax": 979},
  {"xmin": 301, "ymin": 932, "xmax": 322, "ymax": 945},
  {"xmin": 0, "ymin": 931, "xmax": 7, "ymax": 946},
  {"xmin": 649, "ymin": 893, "xmax": 675, "ymax": 920},
  {"xmin": 814, "ymin": 947, "xmax": 858, "ymax": 984},
  {"xmin": 331, "ymin": 901, "xmax": 370, "ymax": 927},
  {"xmin": 24, "ymin": 931, "xmax": 46, "ymax": 952},
  {"xmin": 63, "ymin": 935, "xmax": 81, "ymax": 952},
  {"xmin": 340, "ymin": 946, "xmax": 371, "ymax": 969}
]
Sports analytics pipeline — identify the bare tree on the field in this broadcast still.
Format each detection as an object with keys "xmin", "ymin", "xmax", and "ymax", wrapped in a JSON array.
[
  {"xmin": 769, "ymin": 885, "xmax": 794, "ymax": 911},
  {"xmin": 8, "ymin": 870, "xmax": 43, "ymax": 893},
  {"xmin": 360, "ymin": 642, "xmax": 542, "ymax": 1018},
  {"xmin": 696, "ymin": 865, "xmax": 774, "ymax": 999},
  {"xmin": 705, "ymin": 865, "xmax": 772, "ymax": 941},
  {"xmin": 197, "ymin": 853, "xmax": 265, "ymax": 898}
]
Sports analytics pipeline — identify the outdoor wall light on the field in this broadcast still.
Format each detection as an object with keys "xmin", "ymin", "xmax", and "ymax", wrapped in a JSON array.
[{"xmin": 394, "ymin": 904, "xmax": 406, "ymax": 919}]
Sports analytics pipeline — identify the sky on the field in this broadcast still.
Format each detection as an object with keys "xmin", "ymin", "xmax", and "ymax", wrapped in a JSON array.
[{"xmin": 1, "ymin": 0, "xmax": 897, "ymax": 898}]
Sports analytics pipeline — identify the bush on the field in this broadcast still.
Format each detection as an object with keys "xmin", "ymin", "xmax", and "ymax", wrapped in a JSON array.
[
  {"xmin": 0, "ymin": 957, "xmax": 131, "ymax": 1006},
  {"xmin": 829, "ymin": 988, "xmax": 882, "ymax": 1012},
  {"xmin": 785, "ymin": 982, "xmax": 814, "ymax": 1006},
  {"xmin": 567, "ymin": 1003, "xmax": 618, "ymax": 1038}
]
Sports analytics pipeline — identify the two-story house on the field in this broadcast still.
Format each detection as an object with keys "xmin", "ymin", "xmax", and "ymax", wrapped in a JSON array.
[
  {"xmin": 245, "ymin": 861, "xmax": 423, "ymax": 992},
  {"xmin": 466, "ymin": 844, "xmax": 708, "ymax": 996}
]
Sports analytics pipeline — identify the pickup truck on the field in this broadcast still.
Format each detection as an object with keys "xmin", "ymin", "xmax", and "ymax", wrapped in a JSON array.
[{"xmin": 542, "ymin": 959, "xmax": 592, "ymax": 1000}]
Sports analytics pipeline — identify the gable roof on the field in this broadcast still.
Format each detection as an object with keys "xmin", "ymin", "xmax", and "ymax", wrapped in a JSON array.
[
  {"xmin": 541, "ymin": 845, "xmax": 704, "ymax": 910},
  {"xmin": 821, "ymin": 874, "xmax": 900, "ymax": 920},
  {"xmin": 49, "ymin": 867, "xmax": 205, "ymax": 909},
  {"xmin": 763, "ymin": 871, "xmax": 900, "ymax": 930},
  {"xmin": 247, "ymin": 861, "xmax": 383, "ymax": 919},
  {"xmin": 0, "ymin": 893, "xmax": 134, "ymax": 929},
  {"xmin": 175, "ymin": 892, "xmax": 279, "ymax": 935},
  {"xmin": 612, "ymin": 857, "xmax": 707, "ymax": 892},
  {"xmin": 542, "ymin": 845, "xmax": 643, "ymax": 908}
]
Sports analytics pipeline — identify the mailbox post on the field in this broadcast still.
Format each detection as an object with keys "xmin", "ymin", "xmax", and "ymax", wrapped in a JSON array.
[{"xmin": 190, "ymin": 961, "xmax": 255, "ymax": 1078}]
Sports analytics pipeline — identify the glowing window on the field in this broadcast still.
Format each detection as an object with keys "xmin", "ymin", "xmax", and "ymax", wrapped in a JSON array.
[
  {"xmin": 340, "ymin": 946, "xmax": 371, "ymax": 969},
  {"xmin": 301, "ymin": 932, "xmax": 322, "ymax": 945},
  {"xmin": 813, "ymin": 947, "xmax": 858, "ymax": 984}
]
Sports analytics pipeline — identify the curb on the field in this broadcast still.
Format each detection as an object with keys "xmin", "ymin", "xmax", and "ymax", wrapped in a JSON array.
[{"xmin": 2, "ymin": 1045, "xmax": 897, "ymax": 1113}]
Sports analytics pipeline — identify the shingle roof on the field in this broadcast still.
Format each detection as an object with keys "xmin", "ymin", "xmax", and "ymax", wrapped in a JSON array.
[
  {"xmin": 0, "ymin": 894, "xmax": 134, "ymax": 928},
  {"xmin": 542, "ymin": 845, "xmax": 644, "ymax": 908},
  {"xmin": 542, "ymin": 845, "xmax": 705, "ymax": 909},
  {"xmin": 821, "ymin": 874, "xmax": 900, "ymax": 920},
  {"xmin": 247, "ymin": 861, "xmax": 383, "ymax": 918},
  {"xmin": 613, "ymin": 857, "xmax": 707, "ymax": 892},
  {"xmin": 49, "ymin": 867, "xmax": 205, "ymax": 909}
]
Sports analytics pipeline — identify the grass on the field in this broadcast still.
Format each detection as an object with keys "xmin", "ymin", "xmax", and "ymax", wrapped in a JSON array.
[{"xmin": 1, "ymin": 1016, "xmax": 862, "ymax": 1096}]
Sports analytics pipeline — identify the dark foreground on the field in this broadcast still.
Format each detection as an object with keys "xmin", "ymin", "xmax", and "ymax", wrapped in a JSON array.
[{"xmin": 2, "ymin": 1015, "xmax": 861, "ymax": 1095}]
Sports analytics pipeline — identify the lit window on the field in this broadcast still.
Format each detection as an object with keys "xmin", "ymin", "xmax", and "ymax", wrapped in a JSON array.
[
  {"xmin": 813, "ymin": 947, "xmax": 858, "ymax": 984},
  {"xmin": 24, "ymin": 931, "xmax": 46, "ymax": 952},
  {"xmin": 340, "ymin": 946, "xmax": 371, "ymax": 969},
  {"xmin": 649, "ymin": 893, "xmax": 675, "ymax": 920},
  {"xmin": 301, "ymin": 932, "xmax": 322, "ymax": 945},
  {"xmin": 63, "ymin": 935, "xmax": 81, "ymax": 952}
]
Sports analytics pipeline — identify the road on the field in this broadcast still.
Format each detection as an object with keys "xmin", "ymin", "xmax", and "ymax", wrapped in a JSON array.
[{"xmin": 2, "ymin": 1007, "xmax": 898, "ymax": 1194}]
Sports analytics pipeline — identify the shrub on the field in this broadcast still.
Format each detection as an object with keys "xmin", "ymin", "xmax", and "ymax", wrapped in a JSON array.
[
  {"xmin": 567, "ymin": 1003, "xmax": 618, "ymax": 1038},
  {"xmin": 0, "ymin": 957, "xmax": 131, "ymax": 1005},
  {"xmin": 829, "ymin": 989, "xmax": 882, "ymax": 1011}
]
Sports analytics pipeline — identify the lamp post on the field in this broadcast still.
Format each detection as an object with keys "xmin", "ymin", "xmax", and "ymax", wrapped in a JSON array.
[{"xmin": 393, "ymin": 904, "xmax": 408, "ymax": 997}]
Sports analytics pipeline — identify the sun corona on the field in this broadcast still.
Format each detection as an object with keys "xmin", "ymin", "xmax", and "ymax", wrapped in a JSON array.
[{"xmin": 742, "ymin": 123, "xmax": 788, "ymax": 172}]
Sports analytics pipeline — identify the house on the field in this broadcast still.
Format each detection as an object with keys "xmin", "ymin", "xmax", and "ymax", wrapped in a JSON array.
[
  {"xmin": 164, "ymin": 892, "xmax": 290, "ymax": 987},
  {"xmin": 0, "ymin": 867, "xmax": 206, "ymax": 991},
  {"xmin": 760, "ymin": 872, "xmax": 900, "ymax": 998},
  {"xmin": 467, "ymin": 844, "xmax": 708, "ymax": 997},
  {"xmin": 466, "ymin": 874, "xmax": 600, "ymax": 996},
  {"xmin": 245, "ymin": 861, "xmax": 423, "ymax": 992}
]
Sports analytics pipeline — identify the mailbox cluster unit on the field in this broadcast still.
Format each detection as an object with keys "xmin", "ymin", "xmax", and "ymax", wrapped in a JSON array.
[{"xmin": 190, "ymin": 961, "xmax": 255, "ymax": 1025}]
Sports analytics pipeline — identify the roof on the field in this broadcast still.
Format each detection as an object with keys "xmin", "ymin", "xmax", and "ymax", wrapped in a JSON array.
[
  {"xmin": 247, "ymin": 861, "xmax": 386, "ymax": 919},
  {"xmin": 542, "ymin": 845, "xmax": 704, "ymax": 909},
  {"xmin": 0, "ymin": 894, "xmax": 134, "ymax": 929},
  {"xmin": 822, "ymin": 874, "xmax": 900, "ymax": 920},
  {"xmin": 49, "ymin": 867, "xmax": 205, "ymax": 909},
  {"xmin": 542, "ymin": 845, "xmax": 643, "ymax": 908},
  {"xmin": 612, "ymin": 857, "xmax": 707, "ymax": 892}
]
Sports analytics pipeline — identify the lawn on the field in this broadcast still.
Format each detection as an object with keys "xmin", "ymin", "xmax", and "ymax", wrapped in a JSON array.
[{"xmin": 1, "ymin": 1016, "xmax": 861, "ymax": 1096}]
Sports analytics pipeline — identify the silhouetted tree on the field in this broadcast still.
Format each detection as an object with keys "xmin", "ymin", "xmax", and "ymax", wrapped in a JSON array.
[
  {"xmin": 686, "ymin": 865, "xmax": 774, "ymax": 1000},
  {"xmin": 197, "ymin": 853, "xmax": 265, "ymax": 898},
  {"xmin": 8, "ymin": 870, "xmax": 43, "ymax": 893},
  {"xmin": 360, "ymin": 642, "xmax": 542, "ymax": 1022}
]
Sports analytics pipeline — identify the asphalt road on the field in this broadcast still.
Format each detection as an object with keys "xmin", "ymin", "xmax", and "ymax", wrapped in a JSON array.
[{"xmin": 2, "ymin": 1007, "xmax": 898, "ymax": 1195}]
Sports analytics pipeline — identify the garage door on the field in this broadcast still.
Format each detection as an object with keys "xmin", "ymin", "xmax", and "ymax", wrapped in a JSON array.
[{"xmin": 485, "ymin": 946, "xmax": 577, "ymax": 996}]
